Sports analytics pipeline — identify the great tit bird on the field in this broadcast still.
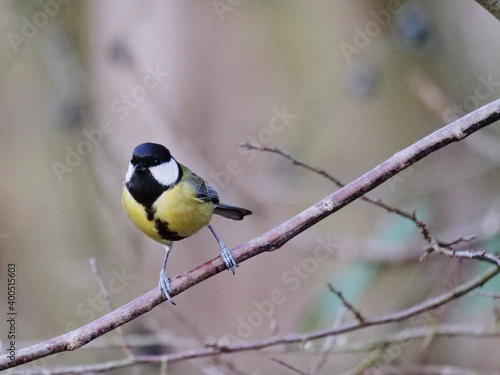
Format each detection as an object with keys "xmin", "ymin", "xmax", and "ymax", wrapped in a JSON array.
[{"xmin": 122, "ymin": 142, "xmax": 252, "ymax": 303}]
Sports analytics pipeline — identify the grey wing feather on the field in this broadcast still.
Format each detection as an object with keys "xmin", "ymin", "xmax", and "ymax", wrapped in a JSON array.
[
  {"xmin": 196, "ymin": 179, "xmax": 220, "ymax": 204},
  {"xmin": 182, "ymin": 165, "xmax": 251, "ymax": 220},
  {"xmin": 182, "ymin": 165, "xmax": 220, "ymax": 203}
]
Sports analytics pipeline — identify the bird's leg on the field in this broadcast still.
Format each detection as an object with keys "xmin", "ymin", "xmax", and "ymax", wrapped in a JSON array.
[
  {"xmin": 208, "ymin": 223, "xmax": 238, "ymax": 274},
  {"xmin": 159, "ymin": 243, "xmax": 175, "ymax": 304}
]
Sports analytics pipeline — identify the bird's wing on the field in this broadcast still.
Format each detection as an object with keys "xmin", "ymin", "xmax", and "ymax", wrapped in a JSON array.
[
  {"xmin": 182, "ymin": 165, "xmax": 220, "ymax": 204},
  {"xmin": 196, "ymin": 179, "xmax": 220, "ymax": 203}
]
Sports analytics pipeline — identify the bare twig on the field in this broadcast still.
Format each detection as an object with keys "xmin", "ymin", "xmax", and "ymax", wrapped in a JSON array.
[
  {"xmin": 7, "ymin": 325, "xmax": 500, "ymax": 374},
  {"xmin": 327, "ymin": 285, "xmax": 365, "ymax": 323},
  {"xmin": 15, "ymin": 323, "xmax": 500, "ymax": 355},
  {"xmin": 367, "ymin": 364, "xmax": 499, "ymax": 375},
  {"xmin": 160, "ymin": 360, "xmax": 167, "ymax": 375},
  {"xmin": 239, "ymin": 142, "xmax": 442, "ymax": 254},
  {"xmin": 334, "ymin": 324, "xmax": 500, "ymax": 353},
  {"xmin": 476, "ymin": 290, "xmax": 500, "ymax": 299},
  {"xmin": 90, "ymin": 258, "xmax": 133, "ymax": 358},
  {"xmin": 475, "ymin": 0, "xmax": 500, "ymax": 22},
  {"xmin": 6, "ymin": 265, "xmax": 499, "ymax": 374},
  {"xmin": 241, "ymin": 144, "xmax": 488, "ymax": 263},
  {"xmin": 428, "ymin": 248, "xmax": 500, "ymax": 267},
  {"xmin": 270, "ymin": 357, "xmax": 308, "ymax": 375},
  {"xmin": 3, "ymin": 99, "xmax": 500, "ymax": 370},
  {"xmin": 309, "ymin": 306, "xmax": 347, "ymax": 375},
  {"xmin": 343, "ymin": 345, "xmax": 388, "ymax": 375}
]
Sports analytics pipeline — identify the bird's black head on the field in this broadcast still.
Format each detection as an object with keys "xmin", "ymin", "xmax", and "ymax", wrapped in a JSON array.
[
  {"xmin": 125, "ymin": 143, "xmax": 181, "ymax": 210},
  {"xmin": 131, "ymin": 143, "xmax": 172, "ymax": 170}
]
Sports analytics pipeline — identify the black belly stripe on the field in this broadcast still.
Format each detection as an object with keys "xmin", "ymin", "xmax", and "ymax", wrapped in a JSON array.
[
  {"xmin": 155, "ymin": 219, "xmax": 185, "ymax": 241},
  {"xmin": 145, "ymin": 207, "xmax": 155, "ymax": 221}
]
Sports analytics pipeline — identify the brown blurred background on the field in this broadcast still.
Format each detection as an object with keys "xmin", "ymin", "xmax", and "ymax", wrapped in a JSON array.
[{"xmin": 1, "ymin": 1, "xmax": 500, "ymax": 373}]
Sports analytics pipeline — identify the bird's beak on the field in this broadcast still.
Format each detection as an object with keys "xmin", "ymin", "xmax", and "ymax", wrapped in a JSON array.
[{"xmin": 135, "ymin": 162, "xmax": 147, "ymax": 171}]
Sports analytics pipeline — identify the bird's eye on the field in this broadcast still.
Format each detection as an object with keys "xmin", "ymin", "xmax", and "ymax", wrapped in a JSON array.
[{"xmin": 154, "ymin": 159, "xmax": 160, "ymax": 164}]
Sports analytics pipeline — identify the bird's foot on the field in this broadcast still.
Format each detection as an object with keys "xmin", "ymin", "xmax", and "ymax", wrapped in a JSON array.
[
  {"xmin": 158, "ymin": 270, "xmax": 175, "ymax": 305},
  {"xmin": 220, "ymin": 244, "xmax": 238, "ymax": 274}
]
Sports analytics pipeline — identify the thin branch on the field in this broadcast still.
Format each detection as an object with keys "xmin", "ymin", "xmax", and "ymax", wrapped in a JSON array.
[
  {"xmin": 90, "ymin": 258, "xmax": 133, "ymax": 358},
  {"xmin": 240, "ymin": 144, "xmax": 489, "ymax": 262},
  {"xmin": 205, "ymin": 266, "xmax": 499, "ymax": 351},
  {"xmin": 342, "ymin": 345, "xmax": 388, "ymax": 375},
  {"xmin": 15, "ymin": 323, "xmax": 499, "ymax": 355},
  {"xmin": 3, "ymin": 99, "xmax": 500, "ymax": 370},
  {"xmin": 160, "ymin": 360, "xmax": 167, "ymax": 375},
  {"xmin": 7, "ymin": 265, "xmax": 499, "ymax": 374},
  {"xmin": 333, "ymin": 324, "xmax": 500, "ymax": 353},
  {"xmin": 327, "ymin": 285, "xmax": 365, "ymax": 323},
  {"xmin": 309, "ymin": 306, "xmax": 347, "ymax": 375},
  {"xmin": 239, "ymin": 142, "xmax": 443, "ymax": 253},
  {"xmin": 367, "ymin": 364, "xmax": 498, "ymax": 375},
  {"xmin": 475, "ymin": 0, "xmax": 500, "ymax": 22},
  {"xmin": 476, "ymin": 290, "xmax": 500, "ymax": 299},
  {"xmin": 427, "ymin": 248, "xmax": 500, "ymax": 267},
  {"xmin": 270, "ymin": 357, "xmax": 308, "ymax": 375}
]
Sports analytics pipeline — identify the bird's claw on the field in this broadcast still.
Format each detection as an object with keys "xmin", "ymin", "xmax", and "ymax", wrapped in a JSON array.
[
  {"xmin": 220, "ymin": 244, "xmax": 238, "ymax": 274},
  {"xmin": 158, "ymin": 270, "xmax": 175, "ymax": 305}
]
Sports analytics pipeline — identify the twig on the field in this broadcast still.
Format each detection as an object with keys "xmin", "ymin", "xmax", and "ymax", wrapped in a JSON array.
[
  {"xmin": 239, "ymin": 143, "xmax": 442, "ymax": 254},
  {"xmin": 90, "ymin": 258, "xmax": 134, "ymax": 358},
  {"xmin": 160, "ymin": 360, "xmax": 167, "ymax": 375},
  {"xmin": 427, "ymin": 248, "xmax": 500, "ymax": 267},
  {"xmin": 7, "ymin": 324, "xmax": 500, "ymax": 374},
  {"xmin": 334, "ymin": 324, "xmax": 500, "ymax": 353},
  {"xmin": 309, "ymin": 306, "xmax": 347, "ymax": 375},
  {"xmin": 14, "ymin": 323, "xmax": 499, "ymax": 355},
  {"xmin": 5, "ymin": 265, "xmax": 499, "ymax": 374},
  {"xmin": 270, "ymin": 357, "xmax": 308, "ymax": 375},
  {"xmin": 476, "ymin": 290, "xmax": 500, "ymax": 299},
  {"xmin": 241, "ymin": 143, "xmax": 488, "ymax": 263},
  {"xmin": 327, "ymin": 285, "xmax": 365, "ymax": 323},
  {"xmin": 367, "ymin": 364, "xmax": 498, "ymax": 375},
  {"xmin": 3, "ymin": 99, "xmax": 500, "ymax": 370},
  {"xmin": 342, "ymin": 345, "xmax": 388, "ymax": 375}
]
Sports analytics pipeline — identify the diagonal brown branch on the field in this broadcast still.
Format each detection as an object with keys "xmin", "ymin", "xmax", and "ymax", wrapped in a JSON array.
[
  {"xmin": 2, "ymin": 99, "xmax": 500, "ymax": 370},
  {"xmin": 239, "ymin": 142, "xmax": 444, "ymax": 251},
  {"xmin": 309, "ymin": 306, "xmax": 347, "ymax": 375}
]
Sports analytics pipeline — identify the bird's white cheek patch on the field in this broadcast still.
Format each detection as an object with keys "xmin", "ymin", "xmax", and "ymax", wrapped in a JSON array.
[
  {"xmin": 125, "ymin": 163, "xmax": 134, "ymax": 183},
  {"xmin": 150, "ymin": 160, "xmax": 179, "ymax": 187}
]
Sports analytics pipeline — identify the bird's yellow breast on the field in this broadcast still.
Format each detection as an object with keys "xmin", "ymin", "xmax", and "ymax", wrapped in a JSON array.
[{"xmin": 122, "ymin": 181, "xmax": 214, "ymax": 245}]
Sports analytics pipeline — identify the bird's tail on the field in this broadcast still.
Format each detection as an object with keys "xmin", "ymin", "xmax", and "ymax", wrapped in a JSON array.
[{"xmin": 213, "ymin": 203, "xmax": 252, "ymax": 221}]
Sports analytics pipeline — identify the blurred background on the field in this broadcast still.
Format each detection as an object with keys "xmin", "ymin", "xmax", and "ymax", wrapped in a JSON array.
[{"xmin": 1, "ymin": 0, "xmax": 500, "ymax": 373}]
